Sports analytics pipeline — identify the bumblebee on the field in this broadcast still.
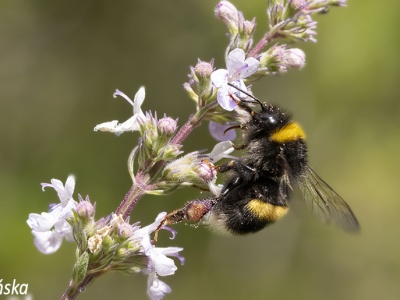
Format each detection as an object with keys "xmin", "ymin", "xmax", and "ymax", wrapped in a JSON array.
[{"xmin": 158, "ymin": 90, "xmax": 360, "ymax": 235}]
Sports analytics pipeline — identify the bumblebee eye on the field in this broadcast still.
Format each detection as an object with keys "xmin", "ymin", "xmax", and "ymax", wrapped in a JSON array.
[{"xmin": 260, "ymin": 114, "xmax": 277, "ymax": 125}]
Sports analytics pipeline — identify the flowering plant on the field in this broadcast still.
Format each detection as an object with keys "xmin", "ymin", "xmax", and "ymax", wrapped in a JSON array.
[{"xmin": 27, "ymin": 1, "xmax": 347, "ymax": 299}]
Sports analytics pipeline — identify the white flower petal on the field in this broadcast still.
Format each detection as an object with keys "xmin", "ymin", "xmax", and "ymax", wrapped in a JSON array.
[
  {"xmin": 208, "ymin": 141, "xmax": 234, "ymax": 162},
  {"xmin": 32, "ymin": 230, "xmax": 63, "ymax": 254},
  {"xmin": 208, "ymin": 121, "xmax": 237, "ymax": 141},
  {"xmin": 133, "ymin": 86, "xmax": 146, "ymax": 115},
  {"xmin": 147, "ymin": 273, "xmax": 171, "ymax": 300},
  {"xmin": 64, "ymin": 175, "xmax": 76, "ymax": 200},
  {"xmin": 94, "ymin": 115, "xmax": 141, "ymax": 135},
  {"xmin": 94, "ymin": 120, "xmax": 120, "ymax": 132},
  {"xmin": 151, "ymin": 251, "xmax": 177, "ymax": 276},
  {"xmin": 228, "ymin": 80, "xmax": 248, "ymax": 99},
  {"xmin": 239, "ymin": 57, "xmax": 260, "ymax": 79},
  {"xmin": 210, "ymin": 69, "xmax": 228, "ymax": 88},
  {"xmin": 27, "ymin": 212, "xmax": 58, "ymax": 232},
  {"xmin": 95, "ymin": 87, "xmax": 146, "ymax": 135},
  {"xmin": 217, "ymin": 86, "xmax": 237, "ymax": 111},
  {"xmin": 226, "ymin": 48, "xmax": 246, "ymax": 78},
  {"xmin": 29, "ymin": 176, "xmax": 77, "ymax": 254}
]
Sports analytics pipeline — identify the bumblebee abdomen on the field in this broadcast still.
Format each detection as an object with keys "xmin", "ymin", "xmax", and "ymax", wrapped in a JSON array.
[{"xmin": 207, "ymin": 198, "xmax": 289, "ymax": 235}]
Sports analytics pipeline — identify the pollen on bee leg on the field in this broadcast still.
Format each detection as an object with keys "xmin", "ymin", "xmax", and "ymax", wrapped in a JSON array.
[
  {"xmin": 184, "ymin": 199, "xmax": 214, "ymax": 222},
  {"xmin": 158, "ymin": 199, "xmax": 214, "ymax": 231},
  {"xmin": 154, "ymin": 199, "xmax": 214, "ymax": 241}
]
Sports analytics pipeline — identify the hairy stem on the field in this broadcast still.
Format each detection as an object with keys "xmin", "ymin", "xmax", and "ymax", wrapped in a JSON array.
[
  {"xmin": 115, "ymin": 100, "xmax": 218, "ymax": 219},
  {"xmin": 60, "ymin": 274, "xmax": 96, "ymax": 300},
  {"xmin": 248, "ymin": 11, "xmax": 306, "ymax": 57}
]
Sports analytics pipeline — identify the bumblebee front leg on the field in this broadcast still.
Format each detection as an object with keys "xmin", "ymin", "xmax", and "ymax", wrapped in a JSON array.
[{"xmin": 154, "ymin": 199, "xmax": 215, "ymax": 241}]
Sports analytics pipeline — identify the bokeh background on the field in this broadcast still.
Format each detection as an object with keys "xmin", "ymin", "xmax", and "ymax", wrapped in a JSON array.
[{"xmin": 1, "ymin": 0, "xmax": 399, "ymax": 299}]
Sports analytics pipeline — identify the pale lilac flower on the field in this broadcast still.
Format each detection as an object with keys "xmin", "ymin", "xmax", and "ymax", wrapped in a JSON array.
[
  {"xmin": 27, "ymin": 175, "xmax": 78, "ymax": 254},
  {"xmin": 208, "ymin": 121, "xmax": 237, "ymax": 141},
  {"xmin": 131, "ymin": 212, "xmax": 184, "ymax": 300},
  {"xmin": 211, "ymin": 48, "xmax": 259, "ymax": 111},
  {"xmin": 147, "ymin": 272, "xmax": 172, "ymax": 300},
  {"xmin": 94, "ymin": 87, "xmax": 146, "ymax": 135}
]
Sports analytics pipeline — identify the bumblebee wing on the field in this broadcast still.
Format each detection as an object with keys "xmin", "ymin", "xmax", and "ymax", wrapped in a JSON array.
[{"xmin": 297, "ymin": 166, "xmax": 360, "ymax": 232}]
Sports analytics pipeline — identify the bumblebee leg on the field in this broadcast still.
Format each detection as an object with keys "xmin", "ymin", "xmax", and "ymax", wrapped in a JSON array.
[
  {"xmin": 202, "ymin": 158, "xmax": 246, "ymax": 173},
  {"xmin": 216, "ymin": 159, "xmax": 255, "ymax": 174},
  {"xmin": 154, "ymin": 199, "xmax": 215, "ymax": 241}
]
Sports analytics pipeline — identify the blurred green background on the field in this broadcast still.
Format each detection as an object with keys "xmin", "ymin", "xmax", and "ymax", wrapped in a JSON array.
[{"xmin": 1, "ymin": 0, "xmax": 399, "ymax": 299}]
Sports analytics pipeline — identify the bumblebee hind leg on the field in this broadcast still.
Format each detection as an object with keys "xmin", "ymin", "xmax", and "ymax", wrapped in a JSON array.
[{"xmin": 154, "ymin": 199, "xmax": 215, "ymax": 241}]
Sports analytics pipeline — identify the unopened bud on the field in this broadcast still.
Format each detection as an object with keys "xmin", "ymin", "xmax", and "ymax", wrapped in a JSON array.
[
  {"xmin": 283, "ymin": 48, "xmax": 305, "ymax": 69},
  {"xmin": 118, "ymin": 222, "xmax": 135, "ymax": 238},
  {"xmin": 158, "ymin": 116, "xmax": 178, "ymax": 137},
  {"xmin": 215, "ymin": 1, "xmax": 239, "ymax": 33},
  {"xmin": 76, "ymin": 199, "xmax": 95, "ymax": 219}
]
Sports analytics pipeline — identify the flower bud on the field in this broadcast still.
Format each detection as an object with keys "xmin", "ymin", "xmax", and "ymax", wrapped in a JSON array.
[
  {"xmin": 215, "ymin": 1, "xmax": 239, "ymax": 34},
  {"xmin": 158, "ymin": 143, "xmax": 183, "ymax": 162},
  {"xmin": 282, "ymin": 48, "xmax": 306, "ymax": 69},
  {"xmin": 158, "ymin": 116, "xmax": 178, "ymax": 137},
  {"xmin": 184, "ymin": 60, "xmax": 215, "ymax": 107},
  {"xmin": 76, "ymin": 199, "xmax": 95, "ymax": 219},
  {"xmin": 242, "ymin": 20, "xmax": 256, "ymax": 37},
  {"xmin": 257, "ymin": 45, "xmax": 305, "ymax": 76},
  {"xmin": 289, "ymin": 0, "xmax": 308, "ymax": 10},
  {"xmin": 196, "ymin": 159, "xmax": 217, "ymax": 184},
  {"xmin": 160, "ymin": 152, "xmax": 217, "ymax": 192},
  {"xmin": 119, "ymin": 222, "xmax": 135, "ymax": 238}
]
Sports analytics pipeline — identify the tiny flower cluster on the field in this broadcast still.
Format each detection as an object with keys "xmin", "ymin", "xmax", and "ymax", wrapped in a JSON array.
[
  {"xmin": 95, "ymin": 87, "xmax": 235, "ymax": 196},
  {"xmin": 27, "ymin": 176, "xmax": 183, "ymax": 300},
  {"xmin": 267, "ymin": 0, "xmax": 347, "ymax": 43},
  {"xmin": 27, "ymin": 175, "xmax": 77, "ymax": 254}
]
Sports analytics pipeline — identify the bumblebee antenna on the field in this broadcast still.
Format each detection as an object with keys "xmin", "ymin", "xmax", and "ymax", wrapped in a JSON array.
[{"xmin": 227, "ymin": 83, "xmax": 265, "ymax": 110}]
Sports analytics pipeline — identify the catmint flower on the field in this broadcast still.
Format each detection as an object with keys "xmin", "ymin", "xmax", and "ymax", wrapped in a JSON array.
[
  {"xmin": 211, "ymin": 48, "xmax": 259, "ymax": 111},
  {"xmin": 94, "ymin": 87, "xmax": 145, "ymax": 135},
  {"xmin": 147, "ymin": 272, "xmax": 172, "ymax": 300},
  {"xmin": 27, "ymin": 175, "xmax": 78, "ymax": 254},
  {"xmin": 208, "ymin": 121, "xmax": 237, "ymax": 141},
  {"xmin": 132, "ymin": 212, "xmax": 184, "ymax": 300}
]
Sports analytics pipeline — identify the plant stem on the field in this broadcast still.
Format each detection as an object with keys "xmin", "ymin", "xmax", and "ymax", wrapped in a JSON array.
[
  {"xmin": 114, "ymin": 100, "xmax": 218, "ymax": 219},
  {"xmin": 248, "ymin": 12, "xmax": 306, "ymax": 57},
  {"xmin": 115, "ymin": 180, "xmax": 146, "ymax": 220},
  {"xmin": 60, "ymin": 274, "xmax": 95, "ymax": 300}
]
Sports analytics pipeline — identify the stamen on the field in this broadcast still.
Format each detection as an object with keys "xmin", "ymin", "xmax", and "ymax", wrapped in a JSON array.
[
  {"xmin": 113, "ymin": 89, "xmax": 134, "ymax": 106},
  {"xmin": 161, "ymin": 225, "xmax": 177, "ymax": 240}
]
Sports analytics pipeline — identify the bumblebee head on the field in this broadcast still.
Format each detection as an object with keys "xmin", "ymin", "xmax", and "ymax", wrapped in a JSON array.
[{"xmin": 253, "ymin": 104, "xmax": 291, "ymax": 133}]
